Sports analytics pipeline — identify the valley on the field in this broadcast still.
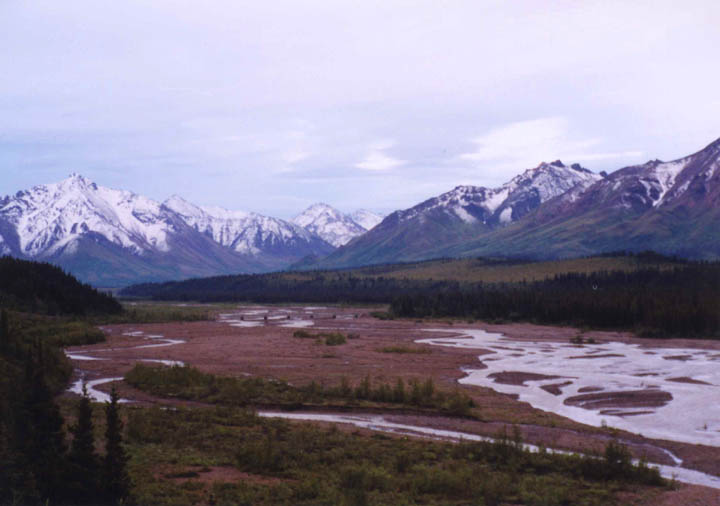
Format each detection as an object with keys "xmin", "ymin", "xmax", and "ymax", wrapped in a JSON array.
[
  {"xmin": 4, "ymin": 3, "xmax": 718, "ymax": 504},
  {"xmin": 63, "ymin": 303, "xmax": 720, "ymax": 502}
]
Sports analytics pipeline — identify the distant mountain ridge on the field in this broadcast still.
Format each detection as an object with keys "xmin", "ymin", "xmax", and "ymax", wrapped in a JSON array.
[
  {"xmin": 312, "ymin": 137, "xmax": 720, "ymax": 269},
  {"xmin": 0, "ymin": 175, "xmax": 334, "ymax": 285},
  {"xmin": 292, "ymin": 203, "xmax": 382, "ymax": 247},
  {"xmin": 4, "ymin": 137, "xmax": 717, "ymax": 285},
  {"xmin": 164, "ymin": 196, "xmax": 332, "ymax": 260}
]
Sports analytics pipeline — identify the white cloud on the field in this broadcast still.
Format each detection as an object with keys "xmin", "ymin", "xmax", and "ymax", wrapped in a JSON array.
[
  {"xmin": 355, "ymin": 141, "xmax": 405, "ymax": 171},
  {"xmin": 461, "ymin": 117, "xmax": 595, "ymax": 164},
  {"xmin": 459, "ymin": 117, "xmax": 644, "ymax": 182}
]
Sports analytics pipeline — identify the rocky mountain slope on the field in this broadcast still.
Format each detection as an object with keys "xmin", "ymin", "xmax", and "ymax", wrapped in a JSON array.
[
  {"xmin": 316, "ymin": 160, "xmax": 603, "ymax": 267},
  {"xmin": 448, "ymin": 137, "xmax": 720, "ymax": 260}
]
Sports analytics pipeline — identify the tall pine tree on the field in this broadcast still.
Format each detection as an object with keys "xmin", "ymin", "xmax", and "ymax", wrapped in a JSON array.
[
  {"xmin": 67, "ymin": 383, "xmax": 100, "ymax": 503},
  {"xmin": 0, "ymin": 308, "xmax": 9, "ymax": 354},
  {"xmin": 103, "ymin": 386, "xmax": 130, "ymax": 504},
  {"xmin": 15, "ymin": 342, "xmax": 66, "ymax": 504}
]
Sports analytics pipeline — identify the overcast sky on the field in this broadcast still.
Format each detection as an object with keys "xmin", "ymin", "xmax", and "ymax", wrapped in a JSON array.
[{"xmin": 2, "ymin": 0, "xmax": 719, "ymax": 218}]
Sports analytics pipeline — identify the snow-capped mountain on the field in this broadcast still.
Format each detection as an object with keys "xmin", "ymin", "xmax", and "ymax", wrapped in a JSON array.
[
  {"xmin": 315, "ymin": 137, "xmax": 720, "ymax": 268},
  {"xmin": 392, "ymin": 160, "xmax": 601, "ymax": 227},
  {"xmin": 349, "ymin": 209, "xmax": 383, "ymax": 231},
  {"xmin": 0, "ymin": 174, "xmax": 177, "ymax": 258},
  {"xmin": 527, "ymin": 137, "xmax": 720, "ymax": 225},
  {"xmin": 314, "ymin": 161, "xmax": 602, "ymax": 268},
  {"xmin": 0, "ymin": 175, "xmax": 333, "ymax": 285},
  {"xmin": 446, "ymin": 137, "xmax": 720, "ymax": 260},
  {"xmin": 292, "ymin": 203, "xmax": 382, "ymax": 247},
  {"xmin": 164, "ymin": 196, "xmax": 333, "ymax": 258}
]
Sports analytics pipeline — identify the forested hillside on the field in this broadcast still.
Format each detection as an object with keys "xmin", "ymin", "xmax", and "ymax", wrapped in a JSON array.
[
  {"xmin": 0, "ymin": 256, "xmax": 121, "ymax": 315},
  {"xmin": 390, "ymin": 265, "xmax": 720, "ymax": 338}
]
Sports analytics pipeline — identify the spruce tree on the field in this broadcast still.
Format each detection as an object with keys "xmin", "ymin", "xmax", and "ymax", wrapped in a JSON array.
[
  {"xmin": 0, "ymin": 308, "xmax": 9, "ymax": 354},
  {"xmin": 17, "ymin": 342, "xmax": 67, "ymax": 503},
  {"xmin": 103, "ymin": 386, "xmax": 130, "ymax": 504},
  {"xmin": 68, "ymin": 383, "xmax": 100, "ymax": 503}
]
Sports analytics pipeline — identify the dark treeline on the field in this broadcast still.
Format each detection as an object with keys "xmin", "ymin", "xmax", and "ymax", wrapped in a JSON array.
[
  {"xmin": 122, "ymin": 271, "xmax": 460, "ymax": 303},
  {"xmin": 391, "ymin": 265, "xmax": 720, "ymax": 338},
  {"xmin": 0, "ymin": 256, "xmax": 122, "ymax": 315},
  {"xmin": 124, "ymin": 255, "xmax": 720, "ymax": 338}
]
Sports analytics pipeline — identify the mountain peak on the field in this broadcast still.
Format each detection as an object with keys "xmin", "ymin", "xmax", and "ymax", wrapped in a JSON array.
[
  {"xmin": 307, "ymin": 202, "xmax": 333, "ymax": 210},
  {"xmin": 293, "ymin": 203, "xmax": 377, "ymax": 247},
  {"xmin": 533, "ymin": 160, "xmax": 566, "ymax": 170},
  {"xmin": 163, "ymin": 194, "xmax": 202, "ymax": 216},
  {"xmin": 61, "ymin": 173, "xmax": 96, "ymax": 189}
]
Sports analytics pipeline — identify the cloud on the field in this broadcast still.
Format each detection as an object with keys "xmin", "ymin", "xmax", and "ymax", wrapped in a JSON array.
[
  {"xmin": 461, "ymin": 117, "xmax": 594, "ymax": 163},
  {"xmin": 459, "ymin": 117, "xmax": 644, "ymax": 181},
  {"xmin": 355, "ymin": 141, "xmax": 405, "ymax": 171},
  {"xmin": 2, "ymin": 1, "xmax": 716, "ymax": 215}
]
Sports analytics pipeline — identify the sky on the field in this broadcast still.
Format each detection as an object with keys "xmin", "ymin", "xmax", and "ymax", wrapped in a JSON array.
[{"xmin": 1, "ymin": 0, "xmax": 719, "ymax": 218}]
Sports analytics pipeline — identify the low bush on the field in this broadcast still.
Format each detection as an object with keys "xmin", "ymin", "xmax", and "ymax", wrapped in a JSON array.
[{"xmin": 124, "ymin": 406, "xmax": 666, "ymax": 506}]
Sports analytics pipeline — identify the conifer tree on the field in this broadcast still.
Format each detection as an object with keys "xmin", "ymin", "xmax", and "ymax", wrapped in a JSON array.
[
  {"xmin": 103, "ymin": 386, "xmax": 130, "ymax": 504},
  {"xmin": 18, "ymin": 342, "xmax": 67, "ymax": 503},
  {"xmin": 68, "ymin": 383, "xmax": 100, "ymax": 503},
  {"xmin": 0, "ymin": 308, "xmax": 9, "ymax": 353}
]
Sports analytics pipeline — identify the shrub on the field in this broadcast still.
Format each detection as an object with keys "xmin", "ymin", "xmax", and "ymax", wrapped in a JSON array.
[{"xmin": 324, "ymin": 333, "xmax": 347, "ymax": 346}]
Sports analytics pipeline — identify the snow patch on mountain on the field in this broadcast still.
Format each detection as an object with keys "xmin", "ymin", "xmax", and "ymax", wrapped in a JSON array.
[
  {"xmin": 0, "ymin": 235, "xmax": 9, "ymax": 256},
  {"xmin": 483, "ymin": 188, "xmax": 509, "ymax": 214},
  {"xmin": 453, "ymin": 206, "xmax": 477, "ymax": 224},
  {"xmin": 652, "ymin": 159, "xmax": 689, "ymax": 207}
]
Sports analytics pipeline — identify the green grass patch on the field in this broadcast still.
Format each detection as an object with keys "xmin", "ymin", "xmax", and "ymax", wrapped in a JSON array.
[
  {"xmin": 293, "ymin": 330, "xmax": 348, "ymax": 346},
  {"xmin": 103, "ymin": 303, "xmax": 213, "ymax": 324}
]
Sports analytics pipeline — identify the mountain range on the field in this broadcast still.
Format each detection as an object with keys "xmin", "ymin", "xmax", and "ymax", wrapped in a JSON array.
[
  {"xmin": 2, "ymin": 137, "xmax": 717, "ymax": 286},
  {"xmin": 312, "ymin": 137, "xmax": 720, "ymax": 269},
  {"xmin": 0, "ymin": 175, "xmax": 380, "ymax": 286}
]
